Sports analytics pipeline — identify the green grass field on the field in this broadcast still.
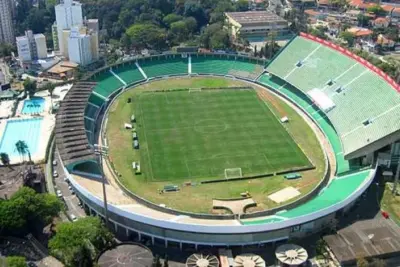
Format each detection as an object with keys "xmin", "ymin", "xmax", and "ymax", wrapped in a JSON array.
[
  {"xmin": 106, "ymin": 77, "xmax": 325, "ymax": 213},
  {"xmin": 137, "ymin": 89, "xmax": 311, "ymax": 182}
]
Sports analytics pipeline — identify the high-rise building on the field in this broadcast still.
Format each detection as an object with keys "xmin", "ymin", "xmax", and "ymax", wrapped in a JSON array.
[
  {"xmin": 55, "ymin": 0, "xmax": 83, "ymax": 54},
  {"xmin": 16, "ymin": 30, "xmax": 47, "ymax": 62},
  {"xmin": 52, "ymin": 23, "xmax": 59, "ymax": 51},
  {"xmin": 68, "ymin": 27, "xmax": 92, "ymax": 66},
  {"xmin": 0, "ymin": 0, "xmax": 15, "ymax": 44}
]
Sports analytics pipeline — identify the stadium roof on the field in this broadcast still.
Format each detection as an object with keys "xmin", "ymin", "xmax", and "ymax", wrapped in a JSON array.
[
  {"xmin": 55, "ymin": 82, "xmax": 96, "ymax": 166},
  {"xmin": 225, "ymin": 11, "xmax": 287, "ymax": 26}
]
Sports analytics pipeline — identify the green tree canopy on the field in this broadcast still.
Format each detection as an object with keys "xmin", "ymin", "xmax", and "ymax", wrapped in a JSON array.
[
  {"xmin": 23, "ymin": 78, "xmax": 37, "ymax": 98},
  {"xmin": 126, "ymin": 23, "xmax": 167, "ymax": 50},
  {"xmin": 340, "ymin": 31, "xmax": 356, "ymax": 46},
  {"xmin": 200, "ymin": 23, "xmax": 231, "ymax": 49},
  {"xmin": 163, "ymin": 13, "xmax": 183, "ymax": 27},
  {"xmin": 6, "ymin": 256, "xmax": 27, "ymax": 267},
  {"xmin": 367, "ymin": 5, "xmax": 385, "ymax": 15},
  {"xmin": 0, "ymin": 152, "xmax": 10, "ymax": 167},
  {"xmin": 0, "ymin": 187, "xmax": 63, "ymax": 235},
  {"xmin": 49, "ymin": 217, "xmax": 114, "ymax": 267}
]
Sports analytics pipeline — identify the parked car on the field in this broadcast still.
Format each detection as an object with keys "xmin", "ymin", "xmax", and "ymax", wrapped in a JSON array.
[
  {"xmin": 70, "ymin": 214, "xmax": 78, "ymax": 222},
  {"xmin": 56, "ymin": 190, "xmax": 62, "ymax": 198},
  {"xmin": 52, "ymin": 160, "xmax": 57, "ymax": 166},
  {"xmin": 53, "ymin": 170, "xmax": 58, "ymax": 178}
]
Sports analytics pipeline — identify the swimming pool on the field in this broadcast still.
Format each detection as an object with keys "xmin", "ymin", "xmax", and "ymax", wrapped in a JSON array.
[
  {"xmin": 22, "ymin": 97, "xmax": 45, "ymax": 114},
  {"xmin": 0, "ymin": 118, "xmax": 43, "ymax": 158}
]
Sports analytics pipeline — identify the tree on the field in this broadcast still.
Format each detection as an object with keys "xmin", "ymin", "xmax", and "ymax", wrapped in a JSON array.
[
  {"xmin": 152, "ymin": 255, "xmax": 162, "ymax": 267},
  {"xmin": 23, "ymin": 78, "xmax": 37, "ymax": 98},
  {"xmin": 357, "ymin": 14, "xmax": 370, "ymax": 27},
  {"xmin": 340, "ymin": 31, "xmax": 356, "ymax": 47},
  {"xmin": 49, "ymin": 217, "xmax": 114, "ymax": 267},
  {"xmin": 0, "ymin": 152, "xmax": 10, "ymax": 167},
  {"xmin": 163, "ymin": 255, "xmax": 169, "ymax": 267},
  {"xmin": 371, "ymin": 258, "xmax": 386, "ymax": 267},
  {"xmin": 235, "ymin": 0, "xmax": 249, "ymax": 11},
  {"xmin": 126, "ymin": 23, "xmax": 167, "ymax": 50},
  {"xmin": 15, "ymin": 140, "xmax": 30, "ymax": 162},
  {"xmin": 357, "ymin": 257, "xmax": 369, "ymax": 267},
  {"xmin": 6, "ymin": 256, "xmax": 26, "ymax": 267},
  {"xmin": 0, "ymin": 187, "xmax": 63, "ymax": 235},
  {"xmin": 0, "ymin": 43, "xmax": 15, "ymax": 58},
  {"xmin": 367, "ymin": 5, "xmax": 385, "ymax": 16},
  {"xmin": 42, "ymin": 83, "xmax": 56, "ymax": 112},
  {"xmin": 163, "ymin": 13, "xmax": 183, "ymax": 27},
  {"xmin": 210, "ymin": 31, "xmax": 230, "ymax": 50}
]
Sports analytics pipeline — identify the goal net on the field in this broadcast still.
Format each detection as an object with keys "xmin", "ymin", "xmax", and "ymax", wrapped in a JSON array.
[
  {"xmin": 224, "ymin": 168, "xmax": 243, "ymax": 179},
  {"xmin": 189, "ymin": 88, "xmax": 202, "ymax": 93}
]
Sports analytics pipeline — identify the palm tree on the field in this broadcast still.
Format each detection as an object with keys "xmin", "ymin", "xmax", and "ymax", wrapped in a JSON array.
[
  {"xmin": 0, "ymin": 152, "xmax": 10, "ymax": 167},
  {"xmin": 15, "ymin": 141, "xmax": 30, "ymax": 162},
  {"xmin": 45, "ymin": 83, "xmax": 56, "ymax": 113}
]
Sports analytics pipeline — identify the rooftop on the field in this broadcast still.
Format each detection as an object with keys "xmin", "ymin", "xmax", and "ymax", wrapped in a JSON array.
[
  {"xmin": 347, "ymin": 27, "xmax": 373, "ymax": 37},
  {"xmin": 225, "ymin": 11, "xmax": 287, "ymax": 25}
]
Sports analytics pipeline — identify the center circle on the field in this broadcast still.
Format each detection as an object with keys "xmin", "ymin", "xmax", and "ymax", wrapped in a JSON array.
[{"xmin": 193, "ymin": 119, "xmax": 228, "ymax": 134}]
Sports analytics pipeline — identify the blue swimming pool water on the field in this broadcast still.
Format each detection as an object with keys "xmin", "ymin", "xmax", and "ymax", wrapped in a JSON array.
[
  {"xmin": 22, "ymin": 97, "xmax": 45, "ymax": 114},
  {"xmin": 0, "ymin": 118, "xmax": 43, "ymax": 157}
]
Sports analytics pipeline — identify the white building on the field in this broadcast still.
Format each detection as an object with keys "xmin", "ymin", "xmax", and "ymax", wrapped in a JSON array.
[
  {"xmin": 16, "ymin": 30, "xmax": 48, "ymax": 62},
  {"xmin": 55, "ymin": 0, "xmax": 83, "ymax": 55},
  {"xmin": 0, "ymin": 0, "xmax": 14, "ymax": 44},
  {"xmin": 68, "ymin": 27, "xmax": 92, "ymax": 66}
]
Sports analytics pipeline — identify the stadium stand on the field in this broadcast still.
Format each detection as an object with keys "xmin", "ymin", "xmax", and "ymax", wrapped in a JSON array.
[
  {"xmin": 90, "ymin": 69, "xmax": 124, "ymax": 98},
  {"xmin": 138, "ymin": 56, "xmax": 188, "ymax": 77},
  {"xmin": 88, "ymin": 93, "xmax": 106, "ymax": 107},
  {"xmin": 242, "ymin": 168, "xmax": 373, "ymax": 225},
  {"xmin": 112, "ymin": 62, "xmax": 146, "ymax": 85},
  {"xmin": 265, "ymin": 35, "xmax": 400, "ymax": 158},
  {"xmin": 56, "ymin": 82, "xmax": 96, "ymax": 167},
  {"xmin": 191, "ymin": 54, "xmax": 265, "ymax": 79},
  {"xmin": 258, "ymin": 74, "xmax": 350, "ymax": 174}
]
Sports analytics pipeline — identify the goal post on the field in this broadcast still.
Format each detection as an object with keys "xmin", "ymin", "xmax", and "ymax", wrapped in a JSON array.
[
  {"xmin": 224, "ymin": 168, "xmax": 243, "ymax": 179},
  {"xmin": 189, "ymin": 88, "xmax": 202, "ymax": 93}
]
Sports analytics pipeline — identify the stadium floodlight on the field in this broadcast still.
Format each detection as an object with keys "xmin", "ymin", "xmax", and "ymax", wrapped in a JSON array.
[
  {"xmin": 94, "ymin": 144, "xmax": 110, "ymax": 226},
  {"xmin": 224, "ymin": 168, "xmax": 243, "ymax": 179}
]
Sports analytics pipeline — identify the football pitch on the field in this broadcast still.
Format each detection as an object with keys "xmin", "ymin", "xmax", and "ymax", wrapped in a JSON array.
[{"xmin": 136, "ymin": 88, "xmax": 311, "ymax": 182}]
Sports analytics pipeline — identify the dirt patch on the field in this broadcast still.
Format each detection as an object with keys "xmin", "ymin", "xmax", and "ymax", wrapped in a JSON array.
[{"xmin": 257, "ymin": 89, "xmax": 287, "ymax": 117}]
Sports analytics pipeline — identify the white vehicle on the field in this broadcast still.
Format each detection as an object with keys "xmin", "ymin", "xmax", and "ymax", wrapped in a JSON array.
[
  {"xmin": 53, "ymin": 170, "xmax": 58, "ymax": 178},
  {"xmin": 56, "ymin": 190, "xmax": 62, "ymax": 198},
  {"xmin": 52, "ymin": 160, "xmax": 57, "ymax": 166},
  {"xmin": 70, "ymin": 214, "xmax": 78, "ymax": 222}
]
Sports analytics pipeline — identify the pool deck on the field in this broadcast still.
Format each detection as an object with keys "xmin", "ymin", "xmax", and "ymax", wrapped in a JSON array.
[{"xmin": 0, "ymin": 94, "xmax": 55, "ymax": 164}]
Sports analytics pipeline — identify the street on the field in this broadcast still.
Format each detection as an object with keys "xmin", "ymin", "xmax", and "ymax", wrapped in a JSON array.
[{"xmin": 53, "ymin": 149, "xmax": 86, "ymax": 219}]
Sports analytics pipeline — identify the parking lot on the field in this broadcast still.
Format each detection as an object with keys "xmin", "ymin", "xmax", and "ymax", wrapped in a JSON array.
[{"xmin": 52, "ymin": 149, "xmax": 86, "ymax": 220}]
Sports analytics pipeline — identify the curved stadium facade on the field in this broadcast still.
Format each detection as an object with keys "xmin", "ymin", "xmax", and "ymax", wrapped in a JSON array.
[{"xmin": 54, "ymin": 32, "xmax": 400, "ymax": 247}]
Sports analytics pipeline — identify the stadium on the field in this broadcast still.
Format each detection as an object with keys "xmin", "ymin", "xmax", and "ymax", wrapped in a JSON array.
[{"xmin": 55, "ymin": 32, "xmax": 400, "ymax": 247}]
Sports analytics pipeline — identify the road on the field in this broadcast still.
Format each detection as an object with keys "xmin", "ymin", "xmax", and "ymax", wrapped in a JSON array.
[{"xmin": 53, "ymin": 149, "xmax": 86, "ymax": 219}]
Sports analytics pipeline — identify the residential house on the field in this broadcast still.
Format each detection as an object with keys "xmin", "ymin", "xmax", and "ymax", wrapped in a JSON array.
[{"xmin": 372, "ymin": 17, "xmax": 390, "ymax": 27}]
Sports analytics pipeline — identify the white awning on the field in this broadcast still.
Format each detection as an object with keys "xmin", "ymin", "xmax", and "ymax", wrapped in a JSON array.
[{"xmin": 307, "ymin": 88, "xmax": 336, "ymax": 112}]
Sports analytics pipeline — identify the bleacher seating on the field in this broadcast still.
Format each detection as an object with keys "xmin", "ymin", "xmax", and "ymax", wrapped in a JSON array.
[
  {"xmin": 90, "ymin": 70, "xmax": 124, "ymax": 98},
  {"xmin": 84, "ymin": 104, "xmax": 99, "ymax": 120},
  {"xmin": 265, "ymin": 36, "xmax": 400, "ymax": 157},
  {"xmin": 139, "ymin": 57, "xmax": 188, "ymax": 78},
  {"xmin": 266, "ymin": 37, "xmax": 320, "ymax": 78},
  {"xmin": 112, "ymin": 63, "xmax": 145, "ymax": 85},
  {"xmin": 88, "ymin": 93, "xmax": 105, "ymax": 107},
  {"xmin": 258, "ymin": 74, "xmax": 350, "ymax": 174},
  {"xmin": 192, "ymin": 55, "xmax": 264, "ymax": 78}
]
